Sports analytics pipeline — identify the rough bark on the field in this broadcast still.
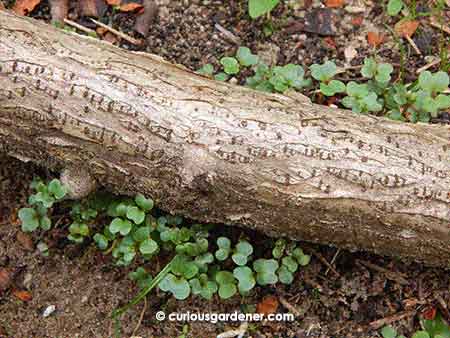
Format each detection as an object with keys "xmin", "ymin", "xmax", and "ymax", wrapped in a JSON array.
[{"xmin": 1, "ymin": 11, "xmax": 449, "ymax": 266}]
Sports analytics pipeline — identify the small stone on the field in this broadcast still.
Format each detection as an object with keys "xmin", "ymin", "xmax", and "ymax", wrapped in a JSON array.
[
  {"xmin": 23, "ymin": 272, "xmax": 33, "ymax": 289},
  {"xmin": 43, "ymin": 305, "xmax": 56, "ymax": 318}
]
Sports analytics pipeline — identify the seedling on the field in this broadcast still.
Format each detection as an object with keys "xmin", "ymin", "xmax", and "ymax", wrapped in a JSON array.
[
  {"xmin": 233, "ymin": 266, "xmax": 256, "ymax": 294},
  {"xmin": 215, "ymin": 270, "xmax": 237, "ymax": 299},
  {"xmin": 310, "ymin": 61, "xmax": 345, "ymax": 96},
  {"xmin": 342, "ymin": 82, "xmax": 383, "ymax": 113},
  {"xmin": 129, "ymin": 267, "xmax": 153, "ymax": 289},
  {"xmin": 253, "ymin": 258, "xmax": 279, "ymax": 285},
  {"xmin": 231, "ymin": 240, "xmax": 253, "ymax": 266},
  {"xmin": 381, "ymin": 325, "xmax": 406, "ymax": 338},
  {"xmin": 189, "ymin": 273, "xmax": 218, "ymax": 300},
  {"xmin": 215, "ymin": 237, "xmax": 232, "ymax": 261},
  {"xmin": 361, "ymin": 57, "xmax": 394, "ymax": 85},
  {"xmin": 19, "ymin": 178, "xmax": 67, "ymax": 232},
  {"xmin": 248, "ymin": 0, "xmax": 280, "ymax": 19},
  {"xmin": 387, "ymin": 0, "xmax": 404, "ymax": 16}
]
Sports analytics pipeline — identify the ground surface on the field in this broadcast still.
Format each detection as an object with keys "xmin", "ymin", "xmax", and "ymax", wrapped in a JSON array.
[{"xmin": 1, "ymin": 0, "xmax": 450, "ymax": 337}]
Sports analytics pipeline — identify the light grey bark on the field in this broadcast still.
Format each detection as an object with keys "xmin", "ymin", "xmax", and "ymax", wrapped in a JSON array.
[{"xmin": 0, "ymin": 11, "xmax": 449, "ymax": 266}]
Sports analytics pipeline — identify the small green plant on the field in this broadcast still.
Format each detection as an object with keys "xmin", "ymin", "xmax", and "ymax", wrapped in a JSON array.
[
  {"xmin": 310, "ymin": 61, "xmax": 346, "ymax": 97},
  {"xmin": 248, "ymin": 0, "xmax": 280, "ymax": 19},
  {"xmin": 18, "ymin": 178, "xmax": 67, "ymax": 232},
  {"xmin": 272, "ymin": 239, "xmax": 311, "ymax": 284},
  {"xmin": 387, "ymin": 0, "xmax": 404, "ymax": 16},
  {"xmin": 342, "ymin": 82, "xmax": 383, "ymax": 114}
]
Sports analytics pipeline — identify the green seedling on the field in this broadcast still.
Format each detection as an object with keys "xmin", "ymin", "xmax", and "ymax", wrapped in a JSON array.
[
  {"xmin": 310, "ymin": 61, "xmax": 345, "ymax": 96},
  {"xmin": 248, "ymin": 0, "xmax": 280, "ymax": 19},
  {"xmin": 129, "ymin": 267, "xmax": 153, "ymax": 289},
  {"xmin": 189, "ymin": 273, "xmax": 218, "ymax": 300},
  {"xmin": 231, "ymin": 240, "xmax": 253, "ymax": 266},
  {"xmin": 233, "ymin": 266, "xmax": 256, "ymax": 295},
  {"xmin": 253, "ymin": 258, "xmax": 278, "ymax": 285},
  {"xmin": 236, "ymin": 46, "xmax": 259, "ymax": 66},
  {"xmin": 215, "ymin": 270, "xmax": 237, "ymax": 299},
  {"xmin": 361, "ymin": 57, "xmax": 394, "ymax": 85},
  {"xmin": 68, "ymin": 221, "xmax": 90, "ymax": 243},
  {"xmin": 342, "ymin": 81, "xmax": 383, "ymax": 113},
  {"xmin": 37, "ymin": 241, "xmax": 49, "ymax": 257},
  {"xmin": 273, "ymin": 242, "xmax": 311, "ymax": 284},
  {"xmin": 197, "ymin": 63, "xmax": 214, "ymax": 76},
  {"xmin": 19, "ymin": 178, "xmax": 67, "ymax": 232},
  {"xmin": 381, "ymin": 325, "xmax": 406, "ymax": 338},
  {"xmin": 159, "ymin": 255, "xmax": 199, "ymax": 300},
  {"xmin": 220, "ymin": 57, "xmax": 240, "ymax": 75},
  {"xmin": 215, "ymin": 237, "xmax": 232, "ymax": 261},
  {"xmin": 387, "ymin": 0, "xmax": 404, "ymax": 16}
]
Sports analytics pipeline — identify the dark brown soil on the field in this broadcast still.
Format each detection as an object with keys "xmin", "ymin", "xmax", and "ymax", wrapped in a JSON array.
[{"xmin": 1, "ymin": 0, "xmax": 450, "ymax": 337}]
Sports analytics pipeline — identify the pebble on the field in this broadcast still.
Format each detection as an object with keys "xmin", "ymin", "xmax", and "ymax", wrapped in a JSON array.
[{"xmin": 43, "ymin": 305, "xmax": 56, "ymax": 318}]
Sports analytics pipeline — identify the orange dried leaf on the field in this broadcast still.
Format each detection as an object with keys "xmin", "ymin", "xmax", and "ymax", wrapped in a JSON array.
[
  {"xmin": 13, "ymin": 290, "xmax": 32, "ymax": 302},
  {"xmin": 367, "ymin": 31, "xmax": 384, "ymax": 47},
  {"xmin": 120, "ymin": 3, "xmax": 143, "ymax": 12},
  {"xmin": 13, "ymin": 0, "xmax": 41, "ymax": 15},
  {"xmin": 0, "ymin": 268, "xmax": 12, "ymax": 291},
  {"xmin": 395, "ymin": 19, "xmax": 419, "ymax": 37},
  {"xmin": 325, "ymin": 0, "xmax": 345, "ymax": 8},
  {"xmin": 106, "ymin": 0, "xmax": 121, "ymax": 4},
  {"xmin": 351, "ymin": 16, "xmax": 363, "ymax": 26},
  {"xmin": 256, "ymin": 295, "xmax": 279, "ymax": 315}
]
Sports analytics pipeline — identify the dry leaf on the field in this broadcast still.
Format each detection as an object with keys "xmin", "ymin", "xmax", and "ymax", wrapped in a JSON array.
[
  {"xmin": 120, "ymin": 3, "xmax": 143, "ymax": 12},
  {"xmin": 16, "ymin": 231, "xmax": 34, "ymax": 251},
  {"xmin": 13, "ymin": 0, "xmax": 41, "ymax": 15},
  {"xmin": 367, "ymin": 31, "xmax": 384, "ymax": 47},
  {"xmin": 395, "ymin": 19, "xmax": 419, "ymax": 37},
  {"xmin": 325, "ymin": 0, "xmax": 345, "ymax": 8},
  {"xmin": 256, "ymin": 295, "xmax": 279, "ymax": 315},
  {"xmin": 0, "ymin": 2, "xmax": 5, "ymax": 10},
  {"xmin": 106, "ymin": 0, "xmax": 121, "ymax": 4},
  {"xmin": 12, "ymin": 289, "xmax": 32, "ymax": 302},
  {"xmin": 351, "ymin": 16, "xmax": 363, "ymax": 26},
  {"xmin": 0, "ymin": 268, "xmax": 12, "ymax": 291}
]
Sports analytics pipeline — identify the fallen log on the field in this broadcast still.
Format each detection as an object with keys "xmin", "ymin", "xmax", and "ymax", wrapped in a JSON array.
[{"xmin": 0, "ymin": 11, "xmax": 449, "ymax": 266}]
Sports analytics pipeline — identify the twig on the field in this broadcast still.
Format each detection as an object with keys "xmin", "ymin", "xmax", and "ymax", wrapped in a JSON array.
[
  {"xmin": 63, "ymin": 18, "xmax": 96, "ymax": 35},
  {"xmin": 429, "ymin": 18, "xmax": 450, "ymax": 35},
  {"xmin": 217, "ymin": 322, "xmax": 248, "ymax": 338},
  {"xmin": 325, "ymin": 249, "xmax": 340, "ymax": 276},
  {"xmin": 279, "ymin": 296, "xmax": 302, "ymax": 318},
  {"xmin": 89, "ymin": 18, "xmax": 143, "ymax": 45},
  {"xmin": 405, "ymin": 35, "xmax": 422, "ymax": 55},
  {"xmin": 214, "ymin": 23, "xmax": 241, "ymax": 45},
  {"xmin": 369, "ymin": 310, "xmax": 416, "ymax": 330},
  {"xmin": 357, "ymin": 260, "xmax": 409, "ymax": 285},
  {"xmin": 309, "ymin": 248, "xmax": 340, "ymax": 277},
  {"xmin": 436, "ymin": 294, "xmax": 450, "ymax": 322},
  {"xmin": 132, "ymin": 296, "xmax": 147, "ymax": 336},
  {"xmin": 416, "ymin": 57, "xmax": 441, "ymax": 73}
]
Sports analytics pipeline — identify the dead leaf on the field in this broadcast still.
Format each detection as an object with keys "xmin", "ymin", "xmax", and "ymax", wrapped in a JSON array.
[
  {"xmin": 13, "ymin": 0, "xmax": 41, "ymax": 15},
  {"xmin": 323, "ymin": 36, "xmax": 337, "ymax": 49},
  {"xmin": 367, "ymin": 31, "xmax": 384, "ymax": 47},
  {"xmin": 325, "ymin": 0, "xmax": 345, "ymax": 8},
  {"xmin": 103, "ymin": 31, "xmax": 118, "ymax": 44},
  {"xmin": 49, "ymin": 0, "xmax": 69, "ymax": 23},
  {"xmin": 120, "ymin": 2, "xmax": 143, "ymax": 12},
  {"xmin": 134, "ymin": 0, "xmax": 158, "ymax": 37},
  {"xmin": 79, "ymin": 0, "xmax": 107, "ymax": 18},
  {"xmin": 395, "ymin": 19, "xmax": 419, "ymax": 37},
  {"xmin": 106, "ymin": 0, "xmax": 121, "ymax": 5},
  {"xmin": 0, "ymin": 268, "xmax": 12, "ymax": 291},
  {"xmin": 256, "ymin": 295, "xmax": 279, "ymax": 315},
  {"xmin": 12, "ymin": 289, "xmax": 32, "ymax": 302},
  {"xmin": 16, "ymin": 231, "xmax": 34, "ymax": 251},
  {"xmin": 0, "ymin": 2, "xmax": 5, "ymax": 10},
  {"xmin": 351, "ymin": 16, "xmax": 363, "ymax": 26}
]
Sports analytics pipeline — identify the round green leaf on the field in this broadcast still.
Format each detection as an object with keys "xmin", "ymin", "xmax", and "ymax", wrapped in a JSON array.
[
  {"xmin": 220, "ymin": 57, "xmax": 239, "ymax": 75},
  {"xmin": 48, "ymin": 179, "xmax": 67, "ymax": 200},
  {"xmin": 277, "ymin": 265, "xmax": 294, "ymax": 284},
  {"xmin": 126, "ymin": 206, "xmax": 145, "ymax": 224},
  {"xmin": 218, "ymin": 283, "xmax": 237, "ymax": 299},
  {"xmin": 387, "ymin": 0, "xmax": 404, "ymax": 16},
  {"xmin": 381, "ymin": 325, "xmax": 397, "ymax": 338},
  {"xmin": 134, "ymin": 193, "xmax": 153, "ymax": 212},
  {"xmin": 19, "ymin": 208, "xmax": 39, "ymax": 232},
  {"xmin": 93, "ymin": 233, "xmax": 108, "ymax": 250},
  {"xmin": 236, "ymin": 47, "xmax": 258, "ymax": 66},
  {"xmin": 139, "ymin": 239, "xmax": 158, "ymax": 255},
  {"xmin": 248, "ymin": 0, "xmax": 279, "ymax": 18},
  {"xmin": 109, "ymin": 218, "xmax": 132, "ymax": 236}
]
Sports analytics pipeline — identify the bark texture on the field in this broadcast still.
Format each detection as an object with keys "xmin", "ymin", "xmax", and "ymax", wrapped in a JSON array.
[{"xmin": 1, "ymin": 11, "xmax": 450, "ymax": 266}]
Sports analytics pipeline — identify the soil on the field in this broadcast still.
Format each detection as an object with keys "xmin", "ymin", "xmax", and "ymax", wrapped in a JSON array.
[{"xmin": 1, "ymin": 0, "xmax": 450, "ymax": 337}]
